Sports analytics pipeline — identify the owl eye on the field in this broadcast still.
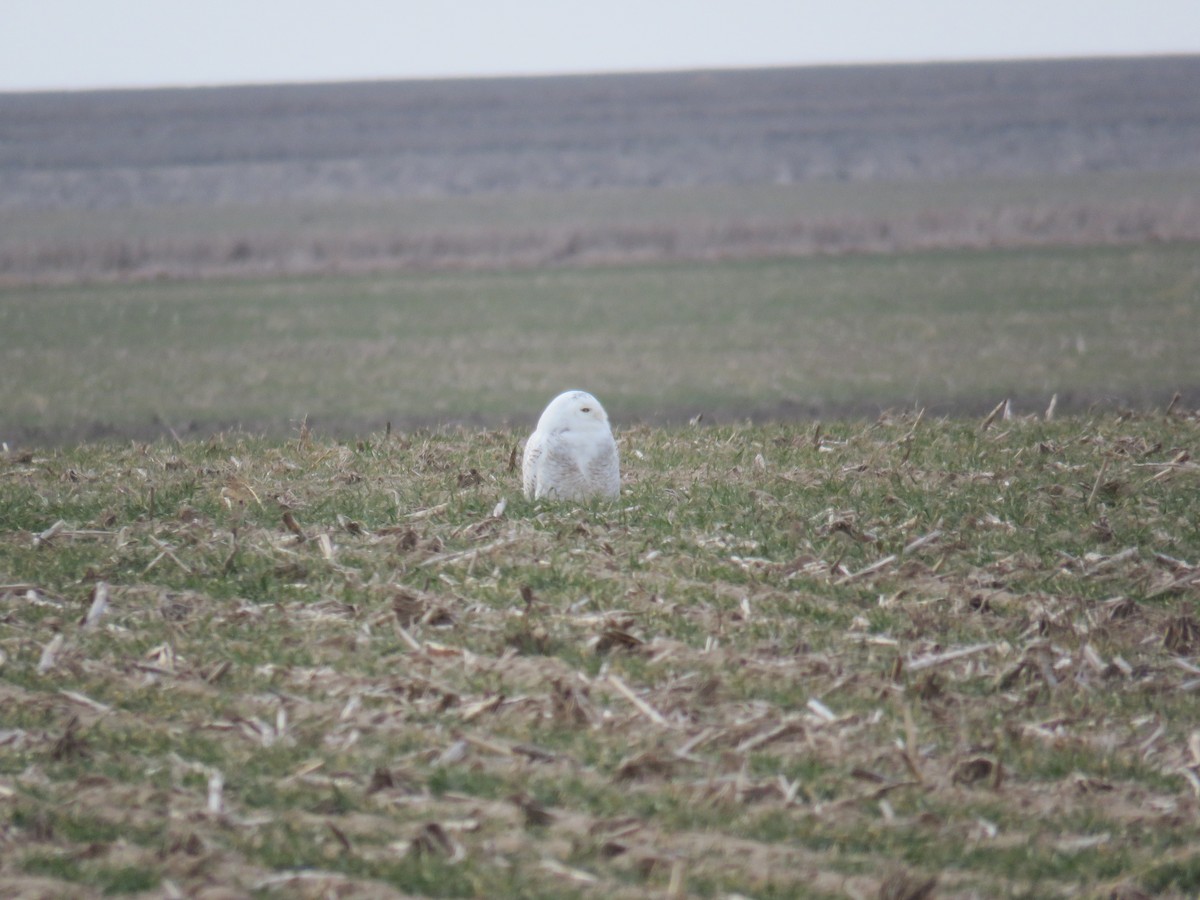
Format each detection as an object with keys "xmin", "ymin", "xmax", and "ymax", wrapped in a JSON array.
[{"xmin": 580, "ymin": 407, "xmax": 591, "ymax": 413}]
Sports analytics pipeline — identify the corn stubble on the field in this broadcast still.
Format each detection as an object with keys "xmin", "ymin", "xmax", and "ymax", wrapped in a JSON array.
[{"xmin": 1, "ymin": 409, "xmax": 1199, "ymax": 897}]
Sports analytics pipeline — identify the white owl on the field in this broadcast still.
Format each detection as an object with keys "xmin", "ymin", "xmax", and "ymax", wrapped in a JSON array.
[{"xmin": 522, "ymin": 390, "xmax": 620, "ymax": 501}]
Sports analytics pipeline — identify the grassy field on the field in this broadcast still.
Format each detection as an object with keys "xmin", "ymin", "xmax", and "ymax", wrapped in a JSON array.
[
  {"xmin": 5, "ymin": 57, "xmax": 1198, "ymax": 897},
  {"xmin": 3, "ymin": 241, "xmax": 1199, "ymax": 446},
  {"xmin": 1, "ymin": 411, "xmax": 1199, "ymax": 897},
  {"xmin": 5, "ymin": 171, "xmax": 1199, "ymax": 282},
  {"xmin": 9, "ymin": 171, "xmax": 1199, "ymax": 245}
]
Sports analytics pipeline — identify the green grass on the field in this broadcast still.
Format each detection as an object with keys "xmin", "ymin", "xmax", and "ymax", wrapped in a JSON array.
[
  {"xmin": 2, "ymin": 242, "xmax": 1198, "ymax": 442},
  {"xmin": 2, "ymin": 413, "xmax": 1199, "ymax": 897}
]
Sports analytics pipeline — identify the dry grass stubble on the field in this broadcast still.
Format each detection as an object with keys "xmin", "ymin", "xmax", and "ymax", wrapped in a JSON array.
[{"xmin": 1, "ymin": 411, "xmax": 1199, "ymax": 897}]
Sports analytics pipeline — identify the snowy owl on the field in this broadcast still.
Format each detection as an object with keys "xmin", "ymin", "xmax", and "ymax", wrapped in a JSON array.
[{"xmin": 522, "ymin": 390, "xmax": 620, "ymax": 501}]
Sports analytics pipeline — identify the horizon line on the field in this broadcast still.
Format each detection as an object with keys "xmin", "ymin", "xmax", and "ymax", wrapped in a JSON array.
[{"xmin": 3, "ymin": 49, "xmax": 1197, "ymax": 97}]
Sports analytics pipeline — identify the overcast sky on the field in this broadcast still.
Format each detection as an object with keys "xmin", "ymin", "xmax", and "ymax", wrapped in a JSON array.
[{"xmin": 3, "ymin": 0, "xmax": 1198, "ymax": 92}]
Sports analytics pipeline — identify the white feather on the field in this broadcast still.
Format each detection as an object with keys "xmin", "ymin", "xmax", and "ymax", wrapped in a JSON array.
[{"xmin": 522, "ymin": 390, "xmax": 620, "ymax": 501}]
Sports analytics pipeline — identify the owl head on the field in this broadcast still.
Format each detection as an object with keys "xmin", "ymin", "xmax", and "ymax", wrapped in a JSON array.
[{"xmin": 537, "ymin": 390, "xmax": 611, "ymax": 432}]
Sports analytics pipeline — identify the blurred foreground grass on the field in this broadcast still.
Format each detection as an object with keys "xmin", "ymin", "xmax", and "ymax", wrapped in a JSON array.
[
  {"xmin": 2, "ymin": 242, "xmax": 1198, "ymax": 445},
  {"xmin": 1, "ymin": 413, "xmax": 1199, "ymax": 896}
]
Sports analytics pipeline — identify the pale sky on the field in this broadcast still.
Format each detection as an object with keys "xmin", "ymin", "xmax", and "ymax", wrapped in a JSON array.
[{"xmin": 2, "ymin": 0, "xmax": 1198, "ymax": 92}]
